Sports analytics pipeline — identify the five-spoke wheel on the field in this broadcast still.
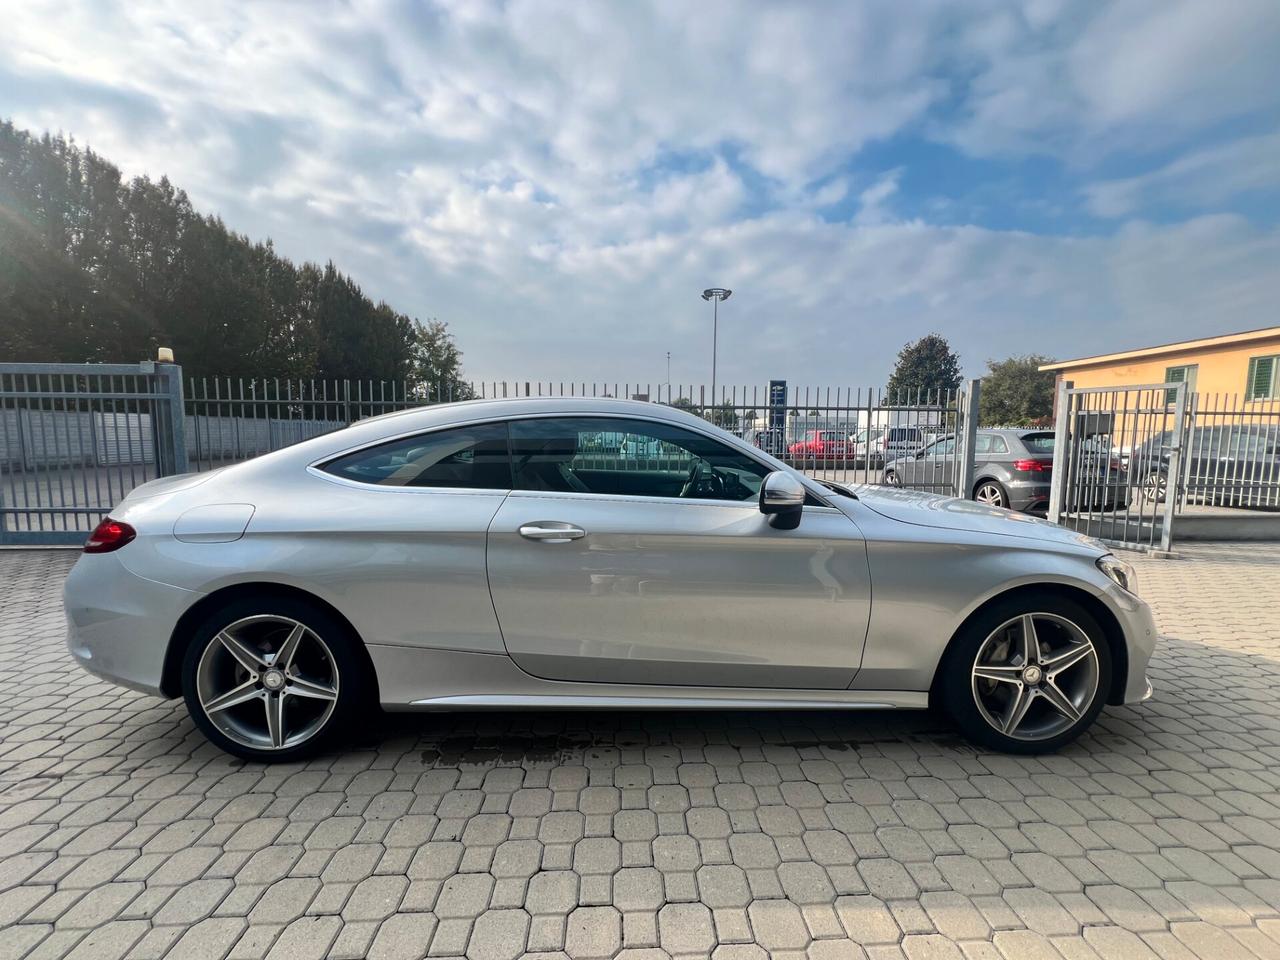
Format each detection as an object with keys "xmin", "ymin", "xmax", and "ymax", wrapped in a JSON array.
[
  {"xmin": 181, "ymin": 596, "xmax": 368, "ymax": 760},
  {"xmin": 938, "ymin": 593, "xmax": 1112, "ymax": 753},
  {"xmin": 973, "ymin": 480, "xmax": 1008, "ymax": 508},
  {"xmin": 970, "ymin": 613, "xmax": 1098, "ymax": 741}
]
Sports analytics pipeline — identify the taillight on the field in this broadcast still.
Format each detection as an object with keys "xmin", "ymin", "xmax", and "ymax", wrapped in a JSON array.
[
  {"xmin": 84, "ymin": 518, "xmax": 136, "ymax": 553},
  {"xmin": 1012, "ymin": 458, "xmax": 1051, "ymax": 473}
]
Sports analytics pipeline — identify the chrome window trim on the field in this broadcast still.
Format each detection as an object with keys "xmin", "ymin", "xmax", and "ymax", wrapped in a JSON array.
[{"xmin": 307, "ymin": 411, "xmax": 837, "ymax": 508}]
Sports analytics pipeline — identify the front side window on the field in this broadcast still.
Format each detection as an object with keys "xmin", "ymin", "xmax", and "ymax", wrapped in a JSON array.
[
  {"xmin": 321, "ymin": 422, "xmax": 512, "ymax": 489},
  {"xmin": 923, "ymin": 436, "xmax": 957, "ymax": 457},
  {"xmin": 509, "ymin": 417, "xmax": 769, "ymax": 501}
]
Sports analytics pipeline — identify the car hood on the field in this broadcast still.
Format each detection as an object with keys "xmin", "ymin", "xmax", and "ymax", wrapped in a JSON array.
[{"xmin": 843, "ymin": 484, "xmax": 1104, "ymax": 552}]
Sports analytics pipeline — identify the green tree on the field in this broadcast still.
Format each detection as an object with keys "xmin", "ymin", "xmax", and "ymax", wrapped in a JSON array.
[
  {"xmin": 0, "ymin": 118, "xmax": 427, "ymax": 381},
  {"xmin": 411, "ymin": 318, "xmax": 473, "ymax": 401},
  {"xmin": 669, "ymin": 397, "xmax": 698, "ymax": 412},
  {"xmin": 979, "ymin": 354, "xmax": 1056, "ymax": 426},
  {"xmin": 885, "ymin": 334, "xmax": 963, "ymax": 402}
]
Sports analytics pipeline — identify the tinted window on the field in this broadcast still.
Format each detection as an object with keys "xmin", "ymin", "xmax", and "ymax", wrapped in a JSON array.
[
  {"xmin": 887, "ymin": 428, "xmax": 919, "ymax": 441},
  {"xmin": 509, "ymin": 417, "xmax": 769, "ymax": 501},
  {"xmin": 1020, "ymin": 432, "xmax": 1055, "ymax": 454},
  {"xmin": 976, "ymin": 434, "xmax": 1009, "ymax": 454},
  {"xmin": 322, "ymin": 422, "xmax": 512, "ymax": 489}
]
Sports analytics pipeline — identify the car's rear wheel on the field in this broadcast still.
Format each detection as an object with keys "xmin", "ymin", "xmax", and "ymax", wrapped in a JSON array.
[
  {"xmin": 937, "ymin": 593, "xmax": 1112, "ymax": 754},
  {"xmin": 973, "ymin": 479, "xmax": 1009, "ymax": 508},
  {"xmin": 1140, "ymin": 471, "xmax": 1167, "ymax": 504},
  {"xmin": 180, "ymin": 595, "xmax": 370, "ymax": 761},
  {"xmin": 885, "ymin": 469, "xmax": 902, "ymax": 486}
]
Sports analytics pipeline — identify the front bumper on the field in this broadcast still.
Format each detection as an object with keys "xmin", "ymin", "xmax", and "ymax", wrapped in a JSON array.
[
  {"xmin": 1105, "ymin": 582, "xmax": 1158, "ymax": 705},
  {"xmin": 64, "ymin": 552, "xmax": 198, "ymax": 698}
]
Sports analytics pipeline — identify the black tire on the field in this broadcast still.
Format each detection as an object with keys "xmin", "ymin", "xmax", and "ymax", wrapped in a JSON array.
[
  {"xmin": 972, "ymin": 479, "xmax": 1010, "ymax": 508},
  {"xmin": 180, "ymin": 593, "xmax": 372, "ymax": 762},
  {"xmin": 936, "ymin": 592, "xmax": 1112, "ymax": 754},
  {"xmin": 884, "ymin": 469, "xmax": 902, "ymax": 487}
]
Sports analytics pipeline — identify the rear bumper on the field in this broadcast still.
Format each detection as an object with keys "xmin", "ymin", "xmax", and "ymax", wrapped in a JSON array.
[{"xmin": 63, "ymin": 551, "xmax": 197, "ymax": 698}]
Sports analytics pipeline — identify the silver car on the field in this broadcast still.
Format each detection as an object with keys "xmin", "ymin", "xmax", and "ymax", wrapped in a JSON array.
[{"xmin": 64, "ymin": 398, "xmax": 1155, "ymax": 761}]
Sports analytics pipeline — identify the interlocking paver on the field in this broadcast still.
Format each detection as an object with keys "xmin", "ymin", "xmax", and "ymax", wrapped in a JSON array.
[{"xmin": 4, "ymin": 545, "xmax": 1280, "ymax": 959}]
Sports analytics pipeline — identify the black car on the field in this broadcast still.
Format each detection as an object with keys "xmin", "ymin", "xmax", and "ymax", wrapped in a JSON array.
[{"xmin": 1131, "ymin": 425, "xmax": 1280, "ymax": 508}]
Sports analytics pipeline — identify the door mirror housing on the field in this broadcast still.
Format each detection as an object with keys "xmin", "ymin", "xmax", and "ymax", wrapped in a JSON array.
[{"xmin": 759, "ymin": 471, "xmax": 805, "ymax": 529}]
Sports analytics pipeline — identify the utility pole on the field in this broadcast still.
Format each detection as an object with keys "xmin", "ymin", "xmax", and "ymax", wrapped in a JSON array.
[{"xmin": 701, "ymin": 288, "xmax": 731, "ymax": 421}]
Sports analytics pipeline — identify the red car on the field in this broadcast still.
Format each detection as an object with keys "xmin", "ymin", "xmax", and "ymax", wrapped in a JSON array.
[{"xmin": 787, "ymin": 430, "xmax": 851, "ymax": 460}]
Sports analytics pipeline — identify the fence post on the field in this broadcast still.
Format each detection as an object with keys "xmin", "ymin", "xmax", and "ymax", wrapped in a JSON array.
[
  {"xmin": 155, "ymin": 361, "xmax": 188, "ymax": 476},
  {"xmin": 1047, "ymin": 378, "xmax": 1073, "ymax": 524},
  {"xmin": 1159, "ymin": 380, "xmax": 1188, "ymax": 553},
  {"xmin": 957, "ymin": 379, "xmax": 981, "ymax": 499}
]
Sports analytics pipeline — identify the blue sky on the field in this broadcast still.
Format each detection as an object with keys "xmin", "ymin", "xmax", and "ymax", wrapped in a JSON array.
[{"xmin": 3, "ymin": 0, "xmax": 1279, "ymax": 386}]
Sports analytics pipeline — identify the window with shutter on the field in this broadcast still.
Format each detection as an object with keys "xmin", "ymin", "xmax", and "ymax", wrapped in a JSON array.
[
  {"xmin": 1164, "ymin": 365, "xmax": 1196, "ymax": 405},
  {"xmin": 1247, "ymin": 355, "xmax": 1278, "ymax": 401}
]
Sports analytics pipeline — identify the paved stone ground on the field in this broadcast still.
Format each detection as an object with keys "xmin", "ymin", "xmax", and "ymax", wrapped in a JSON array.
[{"xmin": 3, "ymin": 546, "xmax": 1280, "ymax": 959}]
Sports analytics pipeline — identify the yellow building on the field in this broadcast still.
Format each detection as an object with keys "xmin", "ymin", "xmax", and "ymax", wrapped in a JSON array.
[{"xmin": 1040, "ymin": 326, "xmax": 1280, "ymax": 402}]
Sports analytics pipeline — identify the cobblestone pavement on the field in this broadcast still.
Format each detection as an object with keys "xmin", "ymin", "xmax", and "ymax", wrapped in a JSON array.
[{"xmin": 3, "ymin": 546, "xmax": 1280, "ymax": 960}]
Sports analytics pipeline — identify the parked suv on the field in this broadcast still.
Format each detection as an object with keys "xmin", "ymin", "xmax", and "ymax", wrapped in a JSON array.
[{"xmin": 885, "ymin": 428, "xmax": 1127, "ymax": 514}]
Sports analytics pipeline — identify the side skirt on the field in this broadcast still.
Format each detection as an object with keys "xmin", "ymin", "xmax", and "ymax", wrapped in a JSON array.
[{"xmin": 369, "ymin": 644, "xmax": 929, "ymax": 712}]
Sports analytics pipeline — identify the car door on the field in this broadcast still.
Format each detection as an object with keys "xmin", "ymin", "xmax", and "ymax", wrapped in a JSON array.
[
  {"xmin": 910, "ymin": 436, "xmax": 955, "ymax": 491},
  {"xmin": 485, "ymin": 415, "xmax": 872, "ymax": 689}
]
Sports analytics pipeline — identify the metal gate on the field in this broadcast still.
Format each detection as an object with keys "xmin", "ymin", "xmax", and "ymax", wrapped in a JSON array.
[
  {"xmin": 0, "ymin": 362, "xmax": 187, "ymax": 545},
  {"xmin": 1048, "ymin": 380, "xmax": 1188, "ymax": 553}
]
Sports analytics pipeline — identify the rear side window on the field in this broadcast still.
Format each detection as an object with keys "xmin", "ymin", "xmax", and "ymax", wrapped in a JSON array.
[
  {"xmin": 321, "ymin": 422, "xmax": 512, "ymax": 489},
  {"xmin": 1019, "ymin": 432, "xmax": 1055, "ymax": 454},
  {"xmin": 887, "ymin": 428, "xmax": 918, "ymax": 441}
]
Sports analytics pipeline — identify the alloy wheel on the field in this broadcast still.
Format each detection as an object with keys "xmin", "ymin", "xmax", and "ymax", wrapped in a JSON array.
[
  {"xmin": 885, "ymin": 470, "xmax": 902, "ymax": 486},
  {"xmin": 970, "ymin": 612, "xmax": 1099, "ymax": 742},
  {"xmin": 975, "ymin": 482, "xmax": 1005, "ymax": 506},
  {"xmin": 195, "ymin": 614, "xmax": 340, "ymax": 751},
  {"xmin": 1141, "ymin": 472, "xmax": 1167, "ymax": 503}
]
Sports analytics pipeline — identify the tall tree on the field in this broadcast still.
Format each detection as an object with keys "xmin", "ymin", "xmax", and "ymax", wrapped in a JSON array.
[
  {"xmin": 0, "ymin": 119, "xmax": 428, "ymax": 382},
  {"xmin": 979, "ymin": 354, "xmax": 1057, "ymax": 426},
  {"xmin": 885, "ymin": 334, "xmax": 963, "ymax": 401}
]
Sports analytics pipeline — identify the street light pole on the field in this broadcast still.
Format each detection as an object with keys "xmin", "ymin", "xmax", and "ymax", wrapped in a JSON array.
[{"xmin": 701, "ymin": 288, "xmax": 731, "ymax": 420}]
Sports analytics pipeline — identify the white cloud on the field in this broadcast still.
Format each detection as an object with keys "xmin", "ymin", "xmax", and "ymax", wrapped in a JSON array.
[
  {"xmin": 1, "ymin": 0, "xmax": 1278, "ymax": 385},
  {"xmin": 1083, "ymin": 131, "xmax": 1280, "ymax": 218}
]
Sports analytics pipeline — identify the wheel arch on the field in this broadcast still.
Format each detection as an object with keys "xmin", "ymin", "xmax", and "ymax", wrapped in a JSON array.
[
  {"xmin": 161, "ymin": 581, "xmax": 378, "ymax": 700},
  {"xmin": 928, "ymin": 581, "xmax": 1129, "ymax": 708},
  {"xmin": 971, "ymin": 476, "xmax": 1008, "ymax": 499}
]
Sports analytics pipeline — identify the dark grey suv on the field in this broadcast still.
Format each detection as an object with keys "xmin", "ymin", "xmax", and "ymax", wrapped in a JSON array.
[{"xmin": 885, "ymin": 428, "xmax": 1121, "ymax": 513}]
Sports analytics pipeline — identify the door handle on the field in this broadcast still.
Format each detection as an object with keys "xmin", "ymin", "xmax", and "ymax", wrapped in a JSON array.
[{"xmin": 518, "ymin": 521, "xmax": 586, "ymax": 543}]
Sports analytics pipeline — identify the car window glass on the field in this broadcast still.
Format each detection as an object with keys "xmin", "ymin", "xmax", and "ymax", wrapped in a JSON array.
[
  {"xmin": 989, "ymin": 435, "xmax": 1009, "ymax": 454},
  {"xmin": 924, "ymin": 437, "xmax": 956, "ymax": 456},
  {"xmin": 321, "ymin": 422, "xmax": 512, "ymax": 489},
  {"xmin": 975, "ymin": 435, "xmax": 992, "ymax": 454},
  {"xmin": 509, "ymin": 417, "xmax": 769, "ymax": 501},
  {"xmin": 1020, "ymin": 433, "xmax": 1055, "ymax": 454}
]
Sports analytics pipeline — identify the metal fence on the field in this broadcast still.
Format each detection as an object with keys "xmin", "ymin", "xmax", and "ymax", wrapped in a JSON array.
[
  {"xmin": 1048, "ymin": 381, "xmax": 1280, "ymax": 552},
  {"xmin": 1, "ymin": 365, "xmax": 981, "ymax": 544},
  {"xmin": 0, "ymin": 363, "xmax": 185, "ymax": 544}
]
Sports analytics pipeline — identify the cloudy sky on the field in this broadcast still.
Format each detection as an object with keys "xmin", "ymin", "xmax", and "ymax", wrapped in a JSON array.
[{"xmin": 4, "ymin": 0, "xmax": 1279, "ymax": 388}]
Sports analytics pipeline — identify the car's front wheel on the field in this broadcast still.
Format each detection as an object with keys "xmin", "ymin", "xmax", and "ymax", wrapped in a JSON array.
[
  {"xmin": 180, "ymin": 595, "xmax": 370, "ymax": 761},
  {"xmin": 937, "ymin": 593, "xmax": 1112, "ymax": 754}
]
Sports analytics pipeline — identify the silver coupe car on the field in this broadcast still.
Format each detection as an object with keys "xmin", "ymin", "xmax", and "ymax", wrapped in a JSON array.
[{"xmin": 64, "ymin": 397, "xmax": 1155, "ymax": 761}]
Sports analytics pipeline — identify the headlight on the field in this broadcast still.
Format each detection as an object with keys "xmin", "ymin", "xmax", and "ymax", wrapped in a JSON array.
[{"xmin": 1097, "ymin": 554, "xmax": 1138, "ymax": 595}]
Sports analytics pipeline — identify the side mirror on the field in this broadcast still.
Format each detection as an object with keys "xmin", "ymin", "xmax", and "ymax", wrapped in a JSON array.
[
  {"xmin": 759, "ymin": 471, "xmax": 805, "ymax": 529},
  {"xmin": 915, "ymin": 450, "xmax": 926, "ymax": 459}
]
